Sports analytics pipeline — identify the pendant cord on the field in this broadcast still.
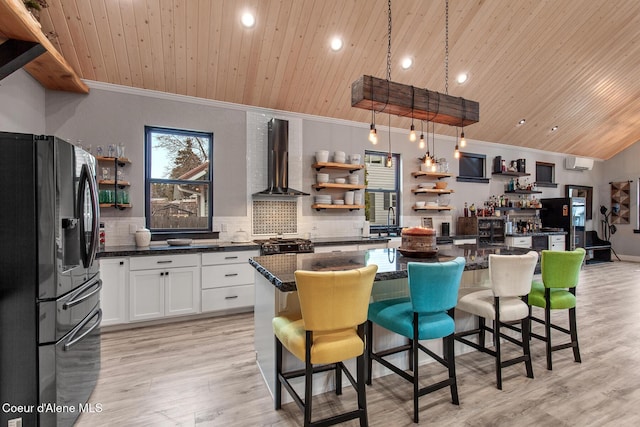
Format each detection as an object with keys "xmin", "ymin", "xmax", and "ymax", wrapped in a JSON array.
[
  {"xmin": 387, "ymin": 0, "xmax": 392, "ymax": 82},
  {"xmin": 445, "ymin": 0, "xmax": 449, "ymax": 95}
]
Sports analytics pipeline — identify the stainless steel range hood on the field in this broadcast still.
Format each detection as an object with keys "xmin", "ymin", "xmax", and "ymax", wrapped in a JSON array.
[{"xmin": 253, "ymin": 118, "xmax": 309, "ymax": 197}]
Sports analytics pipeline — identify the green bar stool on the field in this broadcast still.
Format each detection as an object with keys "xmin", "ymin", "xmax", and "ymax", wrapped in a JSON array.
[
  {"xmin": 273, "ymin": 264, "xmax": 378, "ymax": 427},
  {"xmin": 455, "ymin": 251, "xmax": 539, "ymax": 390},
  {"xmin": 366, "ymin": 257, "xmax": 465, "ymax": 423},
  {"xmin": 528, "ymin": 248, "xmax": 586, "ymax": 370}
]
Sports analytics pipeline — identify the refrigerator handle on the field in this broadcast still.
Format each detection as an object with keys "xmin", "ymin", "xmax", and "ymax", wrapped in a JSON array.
[{"xmin": 78, "ymin": 163, "xmax": 100, "ymax": 269}]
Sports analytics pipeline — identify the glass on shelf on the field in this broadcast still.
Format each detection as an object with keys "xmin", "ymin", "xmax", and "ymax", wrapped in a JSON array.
[{"xmin": 101, "ymin": 167, "xmax": 111, "ymax": 180}]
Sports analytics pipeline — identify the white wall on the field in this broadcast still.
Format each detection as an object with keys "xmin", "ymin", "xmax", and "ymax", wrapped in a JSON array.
[
  {"xmin": 0, "ymin": 70, "xmax": 46, "ymax": 134},
  {"xmin": 0, "ymin": 75, "xmax": 622, "ymax": 245},
  {"xmin": 45, "ymin": 82, "xmax": 247, "ymax": 219},
  {"xmin": 601, "ymin": 142, "xmax": 640, "ymax": 258}
]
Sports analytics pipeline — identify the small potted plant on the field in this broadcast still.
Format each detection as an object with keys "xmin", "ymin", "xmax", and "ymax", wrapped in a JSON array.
[{"xmin": 23, "ymin": 0, "xmax": 48, "ymax": 22}]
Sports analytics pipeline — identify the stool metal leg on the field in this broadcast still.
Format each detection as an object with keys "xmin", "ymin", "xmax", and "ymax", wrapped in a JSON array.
[{"xmin": 275, "ymin": 336, "xmax": 282, "ymax": 410}]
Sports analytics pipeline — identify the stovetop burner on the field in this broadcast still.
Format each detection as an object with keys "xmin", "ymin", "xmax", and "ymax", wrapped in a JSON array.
[{"xmin": 254, "ymin": 238, "xmax": 314, "ymax": 255}]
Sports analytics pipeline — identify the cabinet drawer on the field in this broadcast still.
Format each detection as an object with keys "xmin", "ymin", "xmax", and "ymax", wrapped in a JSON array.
[
  {"xmin": 201, "ymin": 250, "xmax": 259, "ymax": 266},
  {"xmin": 201, "ymin": 285, "xmax": 254, "ymax": 312},
  {"xmin": 202, "ymin": 264, "xmax": 254, "ymax": 289},
  {"xmin": 550, "ymin": 235, "xmax": 565, "ymax": 243},
  {"xmin": 130, "ymin": 254, "xmax": 199, "ymax": 271},
  {"xmin": 508, "ymin": 236, "xmax": 532, "ymax": 248}
]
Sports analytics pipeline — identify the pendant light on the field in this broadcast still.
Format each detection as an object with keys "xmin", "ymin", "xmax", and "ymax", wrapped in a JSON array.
[
  {"xmin": 454, "ymin": 127, "xmax": 460, "ymax": 159},
  {"xmin": 368, "ymin": 106, "xmax": 378, "ymax": 144},
  {"xmin": 460, "ymin": 98, "xmax": 467, "ymax": 147},
  {"xmin": 409, "ymin": 86, "xmax": 417, "ymax": 142},
  {"xmin": 419, "ymin": 120, "xmax": 425, "ymax": 149}
]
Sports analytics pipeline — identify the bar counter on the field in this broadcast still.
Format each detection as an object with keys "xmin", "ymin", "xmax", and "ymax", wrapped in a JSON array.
[
  {"xmin": 249, "ymin": 243, "xmax": 531, "ymax": 292},
  {"xmin": 251, "ymin": 243, "xmax": 532, "ymax": 401}
]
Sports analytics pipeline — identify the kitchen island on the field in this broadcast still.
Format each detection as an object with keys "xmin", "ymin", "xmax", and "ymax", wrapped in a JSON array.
[{"xmin": 250, "ymin": 243, "xmax": 532, "ymax": 401}]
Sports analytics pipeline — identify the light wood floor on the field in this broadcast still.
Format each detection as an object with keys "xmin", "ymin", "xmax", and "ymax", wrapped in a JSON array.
[{"xmin": 77, "ymin": 261, "xmax": 640, "ymax": 426}]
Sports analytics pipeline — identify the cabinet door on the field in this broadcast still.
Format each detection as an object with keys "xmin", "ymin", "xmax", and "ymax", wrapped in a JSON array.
[
  {"xmin": 164, "ymin": 266, "xmax": 200, "ymax": 317},
  {"xmin": 129, "ymin": 269, "xmax": 165, "ymax": 322},
  {"xmin": 99, "ymin": 258, "xmax": 129, "ymax": 326}
]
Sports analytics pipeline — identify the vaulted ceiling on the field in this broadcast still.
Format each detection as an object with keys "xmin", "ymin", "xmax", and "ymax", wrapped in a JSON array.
[{"xmin": 28, "ymin": 0, "xmax": 640, "ymax": 159}]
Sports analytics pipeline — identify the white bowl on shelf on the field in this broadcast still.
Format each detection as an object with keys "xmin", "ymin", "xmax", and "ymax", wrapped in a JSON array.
[
  {"xmin": 333, "ymin": 199, "xmax": 345, "ymax": 205},
  {"xmin": 415, "ymin": 201, "xmax": 426, "ymax": 208},
  {"xmin": 426, "ymin": 201, "xmax": 438, "ymax": 207},
  {"xmin": 316, "ymin": 173, "xmax": 329, "ymax": 183},
  {"xmin": 334, "ymin": 178, "xmax": 346, "ymax": 184},
  {"xmin": 315, "ymin": 150, "xmax": 329, "ymax": 163},
  {"xmin": 348, "ymin": 175, "xmax": 359, "ymax": 184}
]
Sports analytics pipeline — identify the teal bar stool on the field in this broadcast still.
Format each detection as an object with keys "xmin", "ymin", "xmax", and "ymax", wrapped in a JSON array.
[
  {"xmin": 528, "ymin": 248, "xmax": 586, "ymax": 370},
  {"xmin": 366, "ymin": 257, "xmax": 465, "ymax": 423},
  {"xmin": 455, "ymin": 251, "xmax": 539, "ymax": 390}
]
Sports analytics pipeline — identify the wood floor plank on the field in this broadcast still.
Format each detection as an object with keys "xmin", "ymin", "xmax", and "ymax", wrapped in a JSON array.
[{"xmin": 76, "ymin": 261, "xmax": 640, "ymax": 426}]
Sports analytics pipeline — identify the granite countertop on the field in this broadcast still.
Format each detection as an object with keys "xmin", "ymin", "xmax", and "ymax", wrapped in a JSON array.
[
  {"xmin": 250, "ymin": 243, "xmax": 531, "ymax": 292},
  {"xmin": 97, "ymin": 241, "xmax": 260, "ymax": 258},
  {"xmin": 505, "ymin": 231, "xmax": 567, "ymax": 237},
  {"xmin": 312, "ymin": 236, "xmax": 390, "ymax": 246}
]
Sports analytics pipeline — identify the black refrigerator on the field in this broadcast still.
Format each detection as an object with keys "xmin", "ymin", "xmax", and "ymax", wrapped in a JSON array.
[
  {"xmin": 540, "ymin": 197, "xmax": 586, "ymax": 251},
  {"xmin": 0, "ymin": 133, "xmax": 102, "ymax": 427}
]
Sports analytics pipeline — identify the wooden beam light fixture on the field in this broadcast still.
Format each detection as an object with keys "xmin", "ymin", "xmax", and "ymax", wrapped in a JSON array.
[
  {"xmin": 352, "ymin": 0, "xmax": 479, "ymax": 137},
  {"xmin": 351, "ymin": 75, "xmax": 479, "ymax": 127}
]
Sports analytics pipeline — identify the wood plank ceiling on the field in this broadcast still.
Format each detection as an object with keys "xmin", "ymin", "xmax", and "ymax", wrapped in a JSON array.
[{"xmin": 29, "ymin": 0, "xmax": 640, "ymax": 160}]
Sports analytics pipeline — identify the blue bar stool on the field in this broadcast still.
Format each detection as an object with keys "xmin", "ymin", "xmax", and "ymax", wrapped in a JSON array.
[{"xmin": 366, "ymin": 257, "xmax": 465, "ymax": 423}]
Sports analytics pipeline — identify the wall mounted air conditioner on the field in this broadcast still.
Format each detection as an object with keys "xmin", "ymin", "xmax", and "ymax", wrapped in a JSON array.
[{"xmin": 564, "ymin": 156, "xmax": 594, "ymax": 171}]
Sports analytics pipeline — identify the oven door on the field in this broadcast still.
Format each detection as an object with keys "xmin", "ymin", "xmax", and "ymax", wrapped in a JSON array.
[{"xmin": 39, "ymin": 305, "xmax": 101, "ymax": 427}]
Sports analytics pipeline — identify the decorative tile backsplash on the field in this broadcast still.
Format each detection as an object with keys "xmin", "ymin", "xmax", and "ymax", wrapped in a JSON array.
[{"xmin": 253, "ymin": 200, "xmax": 297, "ymax": 235}]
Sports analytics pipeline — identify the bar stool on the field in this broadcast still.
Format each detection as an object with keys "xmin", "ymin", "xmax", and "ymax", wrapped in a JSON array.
[
  {"xmin": 366, "ymin": 257, "xmax": 465, "ymax": 423},
  {"xmin": 272, "ymin": 264, "xmax": 378, "ymax": 427},
  {"xmin": 528, "ymin": 248, "xmax": 586, "ymax": 370},
  {"xmin": 455, "ymin": 251, "xmax": 539, "ymax": 389}
]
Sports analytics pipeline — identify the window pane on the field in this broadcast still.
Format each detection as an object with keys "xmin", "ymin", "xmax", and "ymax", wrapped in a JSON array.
[
  {"xmin": 149, "ymin": 183, "xmax": 210, "ymax": 230},
  {"xmin": 150, "ymin": 132, "xmax": 210, "ymax": 180},
  {"xmin": 365, "ymin": 153, "xmax": 397, "ymax": 190}
]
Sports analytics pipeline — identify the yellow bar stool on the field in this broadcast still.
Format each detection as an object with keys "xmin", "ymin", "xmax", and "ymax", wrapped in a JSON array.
[
  {"xmin": 455, "ymin": 251, "xmax": 539, "ymax": 389},
  {"xmin": 272, "ymin": 264, "xmax": 378, "ymax": 427},
  {"xmin": 528, "ymin": 248, "xmax": 586, "ymax": 370},
  {"xmin": 366, "ymin": 258, "xmax": 465, "ymax": 423}
]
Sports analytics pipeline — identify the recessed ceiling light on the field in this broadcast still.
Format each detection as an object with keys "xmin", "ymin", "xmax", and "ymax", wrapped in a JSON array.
[
  {"xmin": 518, "ymin": 119, "xmax": 526, "ymax": 125},
  {"xmin": 551, "ymin": 125, "xmax": 559, "ymax": 132},
  {"xmin": 456, "ymin": 72, "xmax": 468, "ymax": 84},
  {"xmin": 241, "ymin": 12, "xmax": 255, "ymax": 28},
  {"xmin": 401, "ymin": 57, "xmax": 413, "ymax": 70},
  {"xmin": 330, "ymin": 37, "xmax": 343, "ymax": 51}
]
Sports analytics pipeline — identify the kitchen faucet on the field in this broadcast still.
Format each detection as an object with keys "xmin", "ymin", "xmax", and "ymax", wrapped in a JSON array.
[{"xmin": 387, "ymin": 206, "xmax": 396, "ymax": 235}]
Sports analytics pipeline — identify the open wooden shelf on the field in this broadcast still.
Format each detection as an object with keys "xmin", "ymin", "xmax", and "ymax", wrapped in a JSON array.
[
  {"xmin": 313, "ymin": 183, "xmax": 365, "ymax": 191},
  {"xmin": 492, "ymin": 171, "xmax": 531, "ymax": 177},
  {"xmin": 412, "ymin": 205, "xmax": 453, "ymax": 211},
  {"xmin": 505, "ymin": 189, "xmax": 542, "ymax": 194},
  {"xmin": 96, "ymin": 156, "xmax": 131, "ymax": 164},
  {"xmin": 411, "ymin": 188, "xmax": 454, "ymax": 194},
  {"xmin": 312, "ymin": 162, "xmax": 364, "ymax": 172},
  {"xmin": 98, "ymin": 179, "xmax": 130, "ymax": 187},
  {"xmin": 99, "ymin": 203, "xmax": 132, "ymax": 209},
  {"xmin": 411, "ymin": 171, "xmax": 453, "ymax": 179},
  {"xmin": 312, "ymin": 204, "xmax": 364, "ymax": 211},
  {"xmin": 0, "ymin": 0, "xmax": 88, "ymax": 93}
]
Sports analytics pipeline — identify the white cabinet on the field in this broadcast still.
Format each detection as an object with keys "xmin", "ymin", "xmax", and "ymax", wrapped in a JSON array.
[
  {"xmin": 99, "ymin": 257, "xmax": 129, "ymax": 326},
  {"xmin": 201, "ymin": 250, "xmax": 259, "ymax": 313},
  {"xmin": 129, "ymin": 254, "xmax": 200, "ymax": 322},
  {"xmin": 549, "ymin": 234, "xmax": 566, "ymax": 251},
  {"xmin": 358, "ymin": 242, "xmax": 387, "ymax": 250},
  {"xmin": 506, "ymin": 236, "xmax": 532, "ymax": 248},
  {"xmin": 314, "ymin": 244, "xmax": 359, "ymax": 253}
]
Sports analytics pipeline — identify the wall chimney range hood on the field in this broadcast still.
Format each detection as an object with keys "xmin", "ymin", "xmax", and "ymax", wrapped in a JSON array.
[{"xmin": 254, "ymin": 118, "xmax": 309, "ymax": 197}]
